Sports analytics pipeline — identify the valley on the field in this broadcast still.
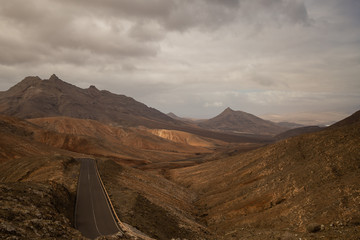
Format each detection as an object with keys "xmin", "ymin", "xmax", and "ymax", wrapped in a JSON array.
[{"xmin": 0, "ymin": 76, "xmax": 359, "ymax": 239}]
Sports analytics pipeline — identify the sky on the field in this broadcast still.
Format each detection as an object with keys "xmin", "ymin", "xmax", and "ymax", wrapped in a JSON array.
[{"xmin": 0, "ymin": 0, "xmax": 359, "ymax": 124}]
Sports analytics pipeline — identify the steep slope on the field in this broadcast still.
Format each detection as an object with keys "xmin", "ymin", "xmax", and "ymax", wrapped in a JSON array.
[
  {"xmin": 0, "ymin": 74, "xmax": 183, "ymax": 129},
  {"xmin": 170, "ymin": 110, "xmax": 360, "ymax": 239},
  {"xmin": 198, "ymin": 107, "xmax": 287, "ymax": 136}
]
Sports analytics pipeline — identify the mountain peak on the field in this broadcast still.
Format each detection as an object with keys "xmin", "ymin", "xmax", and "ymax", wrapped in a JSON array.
[
  {"xmin": 222, "ymin": 107, "xmax": 235, "ymax": 114},
  {"xmin": 49, "ymin": 74, "xmax": 60, "ymax": 81},
  {"xmin": 7, "ymin": 76, "xmax": 42, "ymax": 93},
  {"xmin": 88, "ymin": 85, "xmax": 98, "ymax": 90},
  {"xmin": 21, "ymin": 76, "xmax": 42, "ymax": 85},
  {"xmin": 87, "ymin": 85, "xmax": 100, "ymax": 96}
]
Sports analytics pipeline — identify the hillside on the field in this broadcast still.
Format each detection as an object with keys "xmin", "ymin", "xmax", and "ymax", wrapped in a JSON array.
[
  {"xmin": 0, "ymin": 115, "xmax": 84, "ymax": 162},
  {"xmin": 148, "ymin": 129, "xmax": 225, "ymax": 148},
  {"xmin": 275, "ymin": 125, "xmax": 324, "ymax": 140},
  {"xmin": 170, "ymin": 110, "xmax": 360, "ymax": 239},
  {"xmin": 198, "ymin": 107, "xmax": 287, "ymax": 136},
  {"xmin": 0, "ymin": 74, "xmax": 183, "ymax": 129},
  {"xmin": 29, "ymin": 117, "xmax": 216, "ymax": 164}
]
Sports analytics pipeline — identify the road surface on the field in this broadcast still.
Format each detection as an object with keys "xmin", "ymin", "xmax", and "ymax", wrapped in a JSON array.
[{"xmin": 75, "ymin": 158, "xmax": 120, "ymax": 239}]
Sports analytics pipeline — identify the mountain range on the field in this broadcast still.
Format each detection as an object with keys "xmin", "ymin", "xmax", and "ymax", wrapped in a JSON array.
[
  {"xmin": 0, "ymin": 75, "xmax": 359, "ymax": 240},
  {"xmin": 0, "ymin": 75, "xmax": 286, "ymax": 143},
  {"xmin": 0, "ymin": 74, "xmax": 182, "ymax": 129}
]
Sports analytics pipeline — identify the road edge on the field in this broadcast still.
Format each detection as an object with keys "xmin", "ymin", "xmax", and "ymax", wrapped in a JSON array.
[{"xmin": 95, "ymin": 159, "xmax": 156, "ymax": 240}]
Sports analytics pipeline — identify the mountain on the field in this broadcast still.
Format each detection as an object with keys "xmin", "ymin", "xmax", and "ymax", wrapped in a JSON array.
[
  {"xmin": 0, "ymin": 74, "xmax": 183, "ymax": 129},
  {"xmin": 198, "ymin": 107, "xmax": 288, "ymax": 136},
  {"xmin": 170, "ymin": 110, "xmax": 360, "ymax": 239}
]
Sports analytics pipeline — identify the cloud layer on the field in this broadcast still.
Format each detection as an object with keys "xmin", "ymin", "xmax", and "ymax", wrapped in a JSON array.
[{"xmin": 0, "ymin": 0, "xmax": 359, "ymax": 124}]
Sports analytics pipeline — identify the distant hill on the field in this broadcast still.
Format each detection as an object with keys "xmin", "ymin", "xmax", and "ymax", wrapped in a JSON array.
[
  {"xmin": 0, "ymin": 74, "xmax": 184, "ymax": 129},
  {"xmin": 167, "ymin": 112, "xmax": 192, "ymax": 122},
  {"xmin": 198, "ymin": 107, "xmax": 288, "ymax": 136},
  {"xmin": 275, "ymin": 121, "xmax": 304, "ymax": 129},
  {"xmin": 167, "ymin": 112, "xmax": 204, "ymax": 123}
]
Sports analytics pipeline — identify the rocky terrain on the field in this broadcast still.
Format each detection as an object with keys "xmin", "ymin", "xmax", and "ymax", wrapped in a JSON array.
[
  {"xmin": 0, "ymin": 181, "xmax": 85, "ymax": 239},
  {"xmin": 0, "ymin": 155, "xmax": 83, "ymax": 239}
]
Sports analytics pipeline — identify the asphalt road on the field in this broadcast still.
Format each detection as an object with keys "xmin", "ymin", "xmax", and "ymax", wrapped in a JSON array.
[{"xmin": 75, "ymin": 158, "xmax": 120, "ymax": 239}]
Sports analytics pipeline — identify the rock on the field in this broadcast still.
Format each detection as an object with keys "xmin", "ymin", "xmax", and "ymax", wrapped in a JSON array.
[{"xmin": 306, "ymin": 223, "xmax": 322, "ymax": 233}]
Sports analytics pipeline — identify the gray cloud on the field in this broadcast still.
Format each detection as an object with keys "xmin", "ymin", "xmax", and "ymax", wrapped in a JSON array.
[{"xmin": 0, "ymin": 0, "xmax": 359, "ymax": 124}]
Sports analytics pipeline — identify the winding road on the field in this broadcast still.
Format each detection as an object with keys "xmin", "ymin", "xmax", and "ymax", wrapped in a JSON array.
[{"xmin": 75, "ymin": 158, "xmax": 121, "ymax": 239}]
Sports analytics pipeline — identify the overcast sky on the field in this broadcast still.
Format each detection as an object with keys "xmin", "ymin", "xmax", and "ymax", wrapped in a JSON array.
[{"xmin": 0, "ymin": 0, "xmax": 359, "ymax": 124}]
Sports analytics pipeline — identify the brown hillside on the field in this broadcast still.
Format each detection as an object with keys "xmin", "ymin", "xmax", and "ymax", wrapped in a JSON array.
[
  {"xmin": 199, "ymin": 107, "xmax": 287, "ymax": 136},
  {"xmin": 29, "ymin": 117, "xmax": 213, "ymax": 164},
  {"xmin": 148, "ymin": 129, "xmax": 225, "ymax": 148},
  {"xmin": 170, "ymin": 112, "xmax": 360, "ymax": 239},
  {"xmin": 0, "ymin": 115, "xmax": 82, "ymax": 162}
]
